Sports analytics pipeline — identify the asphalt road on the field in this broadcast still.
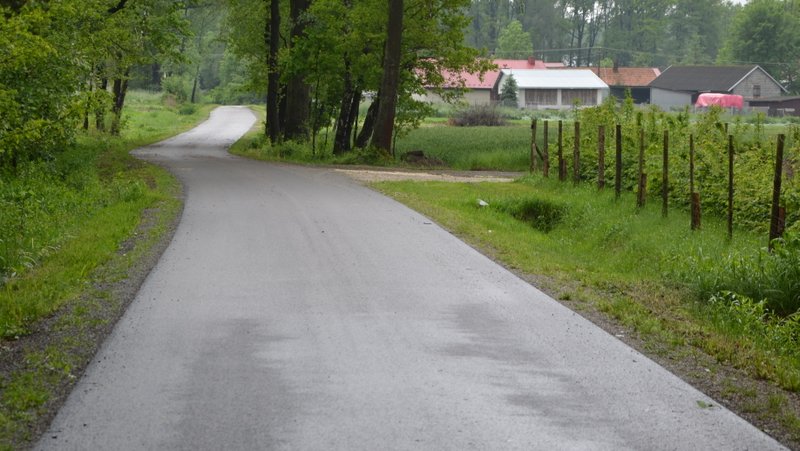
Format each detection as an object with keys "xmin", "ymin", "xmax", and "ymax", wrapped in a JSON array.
[{"xmin": 37, "ymin": 107, "xmax": 785, "ymax": 450}]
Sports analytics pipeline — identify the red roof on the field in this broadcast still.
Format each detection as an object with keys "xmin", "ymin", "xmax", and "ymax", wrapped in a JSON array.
[
  {"xmin": 427, "ymin": 58, "xmax": 561, "ymax": 90},
  {"xmin": 438, "ymin": 69, "xmax": 500, "ymax": 90},
  {"xmin": 553, "ymin": 67, "xmax": 660, "ymax": 87},
  {"xmin": 494, "ymin": 58, "xmax": 549, "ymax": 70}
]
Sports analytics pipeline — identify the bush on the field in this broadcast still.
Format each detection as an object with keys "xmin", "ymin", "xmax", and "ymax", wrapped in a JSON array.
[
  {"xmin": 178, "ymin": 103, "xmax": 197, "ymax": 115},
  {"xmin": 449, "ymin": 104, "xmax": 508, "ymax": 127},
  {"xmin": 679, "ymin": 232, "xmax": 800, "ymax": 315},
  {"xmin": 494, "ymin": 197, "xmax": 567, "ymax": 232}
]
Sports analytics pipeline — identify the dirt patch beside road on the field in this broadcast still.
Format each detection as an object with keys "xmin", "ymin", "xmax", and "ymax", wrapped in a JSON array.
[{"xmin": 334, "ymin": 168, "xmax": 521, "ymax": 183}]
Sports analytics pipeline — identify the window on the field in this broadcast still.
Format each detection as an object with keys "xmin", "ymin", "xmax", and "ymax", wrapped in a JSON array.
[
  {"xmin": 525, "ymin": 89, "xmax": 558, "ymax": 106},
  {"xmin": 561, "ymin": 89, "xmax": 597, "ymax": 106},
  {"xmin": 753, "ymin": 84, "xmax": 761, "ymax": 98}
]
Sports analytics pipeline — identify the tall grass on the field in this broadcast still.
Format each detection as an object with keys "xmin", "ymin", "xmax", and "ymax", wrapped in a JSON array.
[
  {"xmin": 0, "ymin": 90, "xmax": 211, "ymax": 336},
  {"xmin": 394, "ymin": 125, "xmax": 531, "ymax": 170}
]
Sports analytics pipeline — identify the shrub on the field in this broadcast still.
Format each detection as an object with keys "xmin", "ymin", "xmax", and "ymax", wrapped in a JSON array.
[
  {"xmin": 494, "ymin": 197, "xmax": 566, "ymax": 232},
  {"xmin": 679, "ymin": 232, "xmax": 800, "ymax": 315},
  {"xmin": 449, "ymin": 104, "xmax": 508, "ymax": 127}
]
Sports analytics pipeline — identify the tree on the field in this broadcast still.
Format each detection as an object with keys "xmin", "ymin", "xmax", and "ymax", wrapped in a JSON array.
[
  {"xmin": 370, "ymin": 0, "xmax": 404, "ymax": 154},
  {"xmin": 720, "ymin": 0, "xmax": 800, "ymax": 92},
  {"xmin": 499, "ymin": 73, "xmax": 518, "ymax": 106},
  {"xmin": 495, "ymin": 19, "xmax": 532, "ymax": 58}
]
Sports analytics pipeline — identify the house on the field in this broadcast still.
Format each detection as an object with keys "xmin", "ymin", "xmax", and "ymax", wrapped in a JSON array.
[
  {"xmin": 418, "ymin": 58, "xmax": 563, "ymax": 106},
  {"xmin": 583, "ymin": 67, "xmax": 660, "ymax": 104},
  {"xmin": 494, "ymin": 57, "xmax": 564, "ymax": 70},
  {"xmin": 418, "ymin": 68, "xmax": 502, "ymax": 105},
  {"xmin": 498, "ymin": 69, "xmax": 609, "ymax": 109},
  {"xmin": 648, "ymin": 65, "xmax": 787, "ymax": 110},
  {"xmin": 747, "ymin": 96, "xmax": 800, "ymax": 117}
]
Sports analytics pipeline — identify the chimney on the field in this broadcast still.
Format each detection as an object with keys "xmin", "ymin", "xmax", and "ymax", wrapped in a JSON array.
[
  {"xmin": 528, "ymin": 56, "xmax": 536, "ymax": 66},
  {"xmin": 613, "ymin": 59, "xmax": 619, "ymax": 73}
]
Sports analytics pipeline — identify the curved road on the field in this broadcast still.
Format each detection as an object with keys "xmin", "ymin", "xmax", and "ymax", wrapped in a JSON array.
[{"xmin": 38, "ymin": 107, "xmax": 784, "ymax": 450}]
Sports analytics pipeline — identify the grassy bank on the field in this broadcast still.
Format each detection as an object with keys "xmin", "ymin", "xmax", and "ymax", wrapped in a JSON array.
[
  {"xmin": 374, "ymin": 175, "xmax": 800, "ymax": 445},
  {"xmin": 0, "ymin": 90, "xmax": 213, "ymax": 449}
]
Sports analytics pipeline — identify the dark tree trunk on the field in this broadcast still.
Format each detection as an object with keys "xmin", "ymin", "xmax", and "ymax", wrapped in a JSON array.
[
  {"xmin": 333, "ymin": 62, "xmax": 358, "ymax": 155},
  {"xmin": 266, "ymin": 0, "xmax": 281, "ymax": 144},
  {"xmin": 110, "ymin": 69, "xmax": 130, "ymax": 135},
  {"xmin": 96, "ymin": 78, "xmax": 108, "ymax": 131},
  {"xmin": 369, "ymin": 0, "xmax": 404, "ymax": 154},
  {"xmin": 190, "ymin": 66, "xmax": 200, "ymax": 103},
  {"xmin": 151, "ymin": 63, "xmax": 161, "ymax": 88},
  {"xmin": 283, "ymin": 0, "xmax": 311, "ymax": 141},
  {"xmin": 355, "ymin": 97, "xmax": 379, "ymax": 149}
]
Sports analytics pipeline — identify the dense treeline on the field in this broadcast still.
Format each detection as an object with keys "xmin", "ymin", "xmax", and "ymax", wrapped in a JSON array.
[{"xmin": 0, "ymin": 0, "xmax": 189, "ymax": 172}]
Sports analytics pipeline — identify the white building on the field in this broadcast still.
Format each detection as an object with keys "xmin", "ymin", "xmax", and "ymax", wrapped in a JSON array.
[{"xmin": 498, "ymin": 69, "xmax": 610, "ymax": 109}]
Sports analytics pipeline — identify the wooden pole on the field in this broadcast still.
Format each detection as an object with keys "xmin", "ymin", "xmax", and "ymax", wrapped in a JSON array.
[
  {"xmin": 573, "ymin": 121, "xmax": 580, "ymax": 184},
  {"xmin": 637, "ymin": 129, "xmax": 646, "ymax": 208},
  {"xmin": 769, "ymin": 134, "xmax": 785, "ymax": 249},
  {"xmin": 558, "ymin": 120, "xmax": 565, "ymax": 181},
  {"xmin": 530, "ymin": 118, "xmax": 537, "ymax": 173},
  {"xmin": 598, "ymin": 125, "xmax": 606, "ymax": 189},
  {"xmin": 615, "ymin": 124, "xmax": 622, "ymax": 200},
  {"xmin": 728, "ymin": 135, "xmax": 734, "ymax": 240},
  {"xmin": 543, "ymin": 120, "xmax": 550, "ymax": 177},
  {"xmin": 662, "ymin": 130, "xmax": 669, "ymax": 217},
  {"xmin": 689, "ymin": 135, "xmax": 701, "ymax": 230}
]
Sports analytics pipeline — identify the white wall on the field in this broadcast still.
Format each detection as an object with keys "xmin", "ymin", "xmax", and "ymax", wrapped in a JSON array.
[{"xmin": 651, "ymin": 88, "xmax": 692, "ymax": 109}]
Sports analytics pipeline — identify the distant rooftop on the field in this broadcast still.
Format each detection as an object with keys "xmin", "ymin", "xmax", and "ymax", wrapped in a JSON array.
[
  {"xmin": 553, "ymin": 67, "xmax": 660, "ymax": 87},
  {"xmin": 501, "ymin": 69, "xmax": 608, "ymax": 89}
]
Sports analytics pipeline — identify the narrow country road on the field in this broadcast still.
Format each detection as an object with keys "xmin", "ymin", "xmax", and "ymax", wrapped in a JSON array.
[{"xmin": 37, "ymin": 107, "xmax": 784, "ymax": 450}]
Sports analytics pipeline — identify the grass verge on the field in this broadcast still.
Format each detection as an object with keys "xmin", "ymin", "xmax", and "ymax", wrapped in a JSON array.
[
  {"xmin": 374, "ymin": 175, "xmax": 800, "ymax": 448},
  {"xmin": 0, "ymin": 91, "xmax": 210, "ymax": 449}
]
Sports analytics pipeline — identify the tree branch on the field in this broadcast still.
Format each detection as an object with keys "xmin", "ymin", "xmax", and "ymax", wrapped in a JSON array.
[{"xmin": 107, "ymin": 0, "xmax": 128, "ymax": 15}]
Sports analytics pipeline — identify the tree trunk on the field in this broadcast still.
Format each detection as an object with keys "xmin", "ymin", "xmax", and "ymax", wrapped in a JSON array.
[
  {"xmin": 355, "ymin": 97, "xmax": 379, "ymax": 148},
  {"xmin": 266, "ymin": 0, "xmax": 281, "ymax": 144},
  {"xmin": 96, "ymin": 78, "xmax": 108, "ymax": 131},
  {"xmin": 369, "ymin": 0, "xmax": 404, "ymax": 154},
  {"xmin": 283, "ymin": 0, "xmax": 311, "ymax": 141},
  {"xmin": 190, "ymin": 65, "xmax": 200, "ymax": 103},
  {"xmin": 110, "ymin": 69, "xmax": 130, "ymax": 135},
  {"xmin": 151, "ymin": 63, "xmax": 161, "ymax": 88},
  {"xmin": 333, "ymin": 63, "xmax": 357, "ymax": 155}
]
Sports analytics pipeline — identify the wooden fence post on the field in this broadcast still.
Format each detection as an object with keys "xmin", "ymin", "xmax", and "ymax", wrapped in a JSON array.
[
  {"xmin": 728, "ymin": 135, "xmax": 734, "ymax": 240},
  {"xmin": 615, "ymin": 124, "xmax": 622, "ymax": 200},
  {"xmin": 558, "ymin": 121, "xmax": 565, "ymax": 181},
  {"xmin": 769, "ymin": 134, "xmax": 786, "ymax": 249},
  {"xmin": 573, "ymin": 121, "xmax": 581, "ymax": 184},
  {"xmin": 530, "ymin": 118, "xmax": 537, "ymax": 173},
  {"xmin": 662, "ymin": 130, "xmax": 669, "ymax": 217},
  {"xmin": 598, "ymin": 125, "xmax": 606, "ymax": 189},
  {"xmin": 637, "ymin": 129, "xmax": 646, "ymax": 208},
  {"xmin": 543, "ymin": 120, "xmax": 550, "ymax": 177},
  {"xmin": 689, "ymin": 134, "xmax": 701, "ymax": 230}
]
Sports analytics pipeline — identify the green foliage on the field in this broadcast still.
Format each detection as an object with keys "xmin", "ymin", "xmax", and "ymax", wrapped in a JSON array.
[
  {"xmin": 678, "ymin": 233, "xmax": 800, "ymax": 316},
  {"xmin": 448, "ymin": 105, "xmax": 508, "ymax": 127},
  {"xmin": 499, "ymin": 74, "xmax": 518, "ymax": 106},
  {"xmin": 0, "ymin": 90, "xmax": 208, "ymax": 335},
  {"xmin": 720, "ymin": 0, "xmax": 800, "ymax": 92},
  {"xmin": 0, "ymin": 4, "xmax": 83, "ymax": 169},
  {"xmin": 495, "ymin": 19, "xmax": 533, "ymax": 58},
  {"xmin": 493, "ymin": 197, "xmax": 566, "ymax": 232}
]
